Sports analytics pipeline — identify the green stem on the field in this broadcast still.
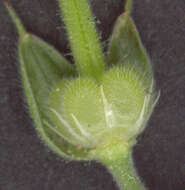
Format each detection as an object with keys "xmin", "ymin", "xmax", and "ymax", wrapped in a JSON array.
[
  {"xmin": 107, "ymin": 152, "xmax": 145, "ymax": 190},
  {"xmin": 5, "ymin": 2, "xmax": 26, "ymax": 36},
  {"xmin": 90, "ymin": 141, "xmax": 146, "ymax": 190},
  {"xmin": 58, "ymin": 0, "xmax": 105, "ymax": 82}
]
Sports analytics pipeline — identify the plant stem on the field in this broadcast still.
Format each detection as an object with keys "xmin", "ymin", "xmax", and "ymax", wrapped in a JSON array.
[
  {"xmin": 58, "ymin": 0, "xmax": 105, "ymax": 82},
  {"xmin": 107, "ymin": 152, "xmax": 146, "ymax": 190},
  {"xmin": 91, "ymin": 141, "xmax": 146, "ymax": 190}
]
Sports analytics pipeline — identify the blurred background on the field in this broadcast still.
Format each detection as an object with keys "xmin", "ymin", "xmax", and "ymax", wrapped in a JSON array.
[{"xmin": 0, "ymin": 0, "xmax": 185, "ymax": 189}]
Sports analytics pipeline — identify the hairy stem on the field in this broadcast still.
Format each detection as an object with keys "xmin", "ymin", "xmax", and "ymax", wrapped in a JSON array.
[
  {"xmin": 91, "ymin": 141, "xmax": 146, "ymax": 190},
  {"xmin": 107, "ymin": 152, "xmax": 146, "ymax": 190}
]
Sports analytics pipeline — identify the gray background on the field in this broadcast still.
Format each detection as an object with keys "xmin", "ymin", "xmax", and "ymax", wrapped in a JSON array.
[{"xmin": 0, "ymin": 0, "xmax": 185, "ymax": 190}]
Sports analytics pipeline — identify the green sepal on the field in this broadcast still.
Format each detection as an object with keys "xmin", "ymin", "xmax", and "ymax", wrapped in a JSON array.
[
  {"xmin": 58, "ymin": 0, "xmax": 105, "ymax": 82},
  {"xmin": 6, "ymin": 3, "xmax": 93, "ymax": 160},
  {"xmin": 19, "ymin": 34, "xmax": 94, "ymax": 160},
  {"xmin": 107, "ymin": 13, "xmax": 153, "ymax": 91},
  {"xmin": 5, "ymin": 1, "xmax": 26, "ymax": 36},
  {"xmin": 125, "ymin": 0, "xmax": 133, "ymax": 14},
  {"xmin": 19, "ymin": 34, "xmax": 93, "ymax": 160}
]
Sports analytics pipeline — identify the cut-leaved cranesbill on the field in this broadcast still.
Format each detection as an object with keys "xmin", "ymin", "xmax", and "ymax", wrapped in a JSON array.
[{"xmin": 5, "ymin": 0, "xmax": 159, "ymax": 189}]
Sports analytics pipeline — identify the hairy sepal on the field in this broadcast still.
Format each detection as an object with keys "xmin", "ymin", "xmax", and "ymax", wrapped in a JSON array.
[
  {"xmin": 19, "ymin": 34, "xmax": 92, "ymax": 160},
  {"xmin": 107, "ymin": 13, "xmax": 154, "ymax": 92}
]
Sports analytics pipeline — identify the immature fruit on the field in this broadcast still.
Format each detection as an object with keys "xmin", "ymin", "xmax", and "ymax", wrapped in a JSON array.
[{"xmin": 50, "ymin": 65, "xmax": 155, "ymax": 149}]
